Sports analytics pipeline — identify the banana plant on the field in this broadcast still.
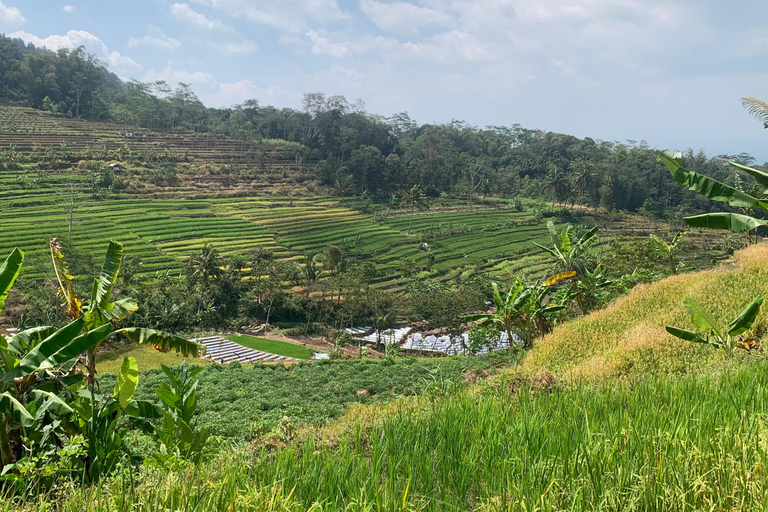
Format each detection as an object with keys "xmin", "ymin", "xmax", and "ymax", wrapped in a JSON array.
[
  {"xmin": 649, "ymin": 232, "xmax": 685, "ymax": 274},
  {"xmin": 657, "ymin": 151, "xmax": 768, "ymax": 243},
  {"xmin": 666, "ymin": 295, "xmax": 764, "ymax": 357},
  {"xmin": 50, "ymin": 239, "xmax": 203, "ymax": 385},
  {"xmin": 534, "ymin": 222, "xmax": 599, "ymax": 276},
  {"xmin": 0, "ymin": 249, "xmax": 112, "ymax": 471},
  {"xmin": 462, "ymin": 272, "xmax": 573, "ymax": 349}
]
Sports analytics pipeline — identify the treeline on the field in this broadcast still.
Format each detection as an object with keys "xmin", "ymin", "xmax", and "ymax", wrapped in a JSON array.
[{"xmin": 1, "ymin": 34, "xmax": 763, "ymax": 217}]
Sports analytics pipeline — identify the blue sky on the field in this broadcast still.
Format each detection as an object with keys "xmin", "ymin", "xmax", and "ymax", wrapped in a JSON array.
[{"xmin": 2, "ymin": 0, "xmax": 768, "ymax": 161}]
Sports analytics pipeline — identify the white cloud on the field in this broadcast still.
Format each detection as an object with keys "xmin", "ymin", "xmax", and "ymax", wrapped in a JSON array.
[
  {"xmin": 8, "ymin": 30, "xmax": 142, "ymax": 76},
  {"xmin": 306, "ymin": 30, "xmax": 350, "ymax": 57},
  {"xmin": 142, "ymin": 61, "xmax": 300, "ymax": 107},
  {"xmin": 128, "ymin": 26, "xmax": 181, "ymax": 50},
  {"xmin": 0, "ymin": 0, "xmax": 25, "ymax": 23},
  {"xmin": 188, "ymin": 0, "xmax": 347, "ymax": 33},
  {"xmin": 359, "ymin": 0, "xmax": 453, "ymax": 35},
  {"xmin": 170, "ymin": 3, "xmax": 257, "ymax": 55},
  {"xmin": 402, "ymin": 30, "xmax": 498, "ymax": 63},
  {"xmin": 171, "ymin": 3, "xmax": 234, "ymax": 33},
  {"xmin": 62, "ymin": 5, "xmax": 75, "ymax": 13}
]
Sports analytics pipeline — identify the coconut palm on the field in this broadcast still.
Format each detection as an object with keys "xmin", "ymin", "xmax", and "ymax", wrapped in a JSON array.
[
  {"xmin": 741, "ymin": 97, "xmax": 768, "ymax": 128},
  {"xmin": 401, "ymin": 185, "xmax": 429, "ymax": 235}
]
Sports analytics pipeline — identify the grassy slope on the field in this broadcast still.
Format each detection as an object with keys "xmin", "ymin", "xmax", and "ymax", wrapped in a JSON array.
[
  {"xmin": 523, "ymin": 244, "xmax": 768, "ymax": 382},
  {"xmin": 36, "ymin": 360, "xmax": 768, "ymax": 511},
  {"xmin": 227, "ymin": 334, "xmax": 313, "ymax": 359}
]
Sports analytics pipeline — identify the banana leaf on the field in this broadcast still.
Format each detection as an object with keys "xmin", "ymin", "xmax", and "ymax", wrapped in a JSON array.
[
  {"xmin": 0, "ymin": 248, "xmax": 23, "ymax": 317},
  {"xmin": 727, "ymin": 295, "xmax": 764, "ymax": 336},
  {"xmin": 683, "ymin": 213, "xmax": 768, "ymax": 233}
]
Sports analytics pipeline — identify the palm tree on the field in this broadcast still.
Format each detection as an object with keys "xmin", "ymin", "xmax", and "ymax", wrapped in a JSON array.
[
  {"xmin": 301, "ymin": 128, "xmax": 324, "ymax": 166},
  {"xmin": 571, "ymin": 159, "xmax": 596, "ymax": 207},
  {"xmin": 401, "ymin": 185, "xmax": 429, "ymax": 235},
  {"xmin": 543, "ymin": 166, "xmax": 570, "ymax": 209},
  {"xmin": 742, "ymin": 97, "xmax": 768, "ymax": 128},
  {"xmin": 187, "ymin": 244, "xmax": 224, "ymax": 285},
  {"xmin": 333, "ymin": 174, "xmax": 356, "ymax": 205}
]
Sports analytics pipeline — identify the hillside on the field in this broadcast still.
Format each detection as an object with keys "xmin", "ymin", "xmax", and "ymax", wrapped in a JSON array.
[{"xmin": 523, "ymin": 243, "xmax": 768, "ymax": 381}]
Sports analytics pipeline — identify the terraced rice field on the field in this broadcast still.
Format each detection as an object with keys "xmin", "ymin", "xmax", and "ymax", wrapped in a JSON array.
[{"xmin": 1, "ymin": 191, "xmax": 557, "ymax": 285}]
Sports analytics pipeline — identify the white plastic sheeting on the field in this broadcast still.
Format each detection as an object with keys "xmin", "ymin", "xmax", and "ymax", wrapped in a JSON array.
[{"xmin": 346, "ymin": 327, "xmax": 514, "ymax": 356}]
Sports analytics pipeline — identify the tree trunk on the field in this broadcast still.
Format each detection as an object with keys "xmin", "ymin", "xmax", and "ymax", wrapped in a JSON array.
[
  {"xmin": 85, "ymin": 346, "xmax": 98, "ymax": 387},
  {"xmin": 408, "ymin": 203, "xmax": 414, "ymax": 235},
  {"xmin": 265, "ymin": 299, "xmax": 273, "ymax": 326}
]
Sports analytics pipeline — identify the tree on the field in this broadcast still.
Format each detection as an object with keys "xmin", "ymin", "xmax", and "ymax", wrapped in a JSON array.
[
  {"xmin": 571, "ymin": 158, "xmax": 596, "ymax": 207},
  {"xmin": 301, "ymin": 127, "xmax": 324, "ymax": 166},
  {"xmin": 466, "ymin": 162, "xmax": 485, "ymax": 212},
  {"xmin": 186, "ymin": 244, "xmax": 224, "ymax": 286},
  {"xmin": 401, "ymin": 185, "xmax": 429, "ymax": 235},
  {"xmin": 657, "ymin": 151, "xmax": 768, "ymax": 244},
  {"xmin": 741, "ymin": 97, "xmax": 768, "ymax": 128},
  {"xmin": 543, "ymin": 165, "xmax": 570, "ymax": 209},
  {"xmin": 49, "ymin": 239, "xmax": 202, "ymax": 386}
]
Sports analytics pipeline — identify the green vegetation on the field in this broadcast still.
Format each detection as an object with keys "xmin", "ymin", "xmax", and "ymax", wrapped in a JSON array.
[
  {"xmin": 227, "ymin": 334, "xmax": 313, "ymax": 359},
  {"xmin": 100, "ymin": 352, "xmax": 520, "ymax": 438},
  {"xmin": 5, "ymin": 33, "xmax": 768, "ymax": 512},
  {"xmin": 666, "ymin": 294, "xmax": 764, "ymax": 357},
  {"xmin": 19, "ymin": 360, "xmax": 768, "ymax": 511},
  {"xmin": 524, "ymin": 244, "xmax": 768, "ymax": 381}
]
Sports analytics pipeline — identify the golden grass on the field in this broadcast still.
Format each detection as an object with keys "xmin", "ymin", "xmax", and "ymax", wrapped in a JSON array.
[
  {"xmin": 523, "ymin": 244, "xmax": 768, "ymax": 383},
  {"xmin": 96, "ymin": 343, "xmax": 208, "ymax": 375}
]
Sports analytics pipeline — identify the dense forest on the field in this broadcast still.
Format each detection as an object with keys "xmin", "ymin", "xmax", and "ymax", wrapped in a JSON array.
[{"xmin": 1, "ymin": 33, "xmax": 764, "ymax": 219}]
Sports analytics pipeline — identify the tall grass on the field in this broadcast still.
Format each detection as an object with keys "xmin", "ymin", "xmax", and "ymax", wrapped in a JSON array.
[
  {"xmin": 524, "ymin": 244, "xmax": 768, "ymax": 382},
  {"xmin": 27, "ymin": 360, "xmax": 768, "ymax": 511}
]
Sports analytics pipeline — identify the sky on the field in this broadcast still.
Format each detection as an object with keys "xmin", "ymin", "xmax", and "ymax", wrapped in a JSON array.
[{"xmin": 2, "ymin": 0, "xmax": 768, "ymax": 161}]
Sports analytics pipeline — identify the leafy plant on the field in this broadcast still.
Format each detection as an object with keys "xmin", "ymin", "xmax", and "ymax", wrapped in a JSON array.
[
  {"xmin": 462, "ymin": 272, "xmax": 573, "ymax": 349},
  {"xmin": 0, "ymin": 243, "xmax": 202, "ymax": 484},
  {"xmin": 649, "ymin": 232, "xmax": 685, "ymax": 274},
  {"xmin": 658, "ymin": 151, "xmax": 768, "ymax": 243},
  {"xmin": 666, "ymin": 295, "xmax": 764, "ymax": 357},
  {"xmin": 401, "ymin": 185, "xmax": 429, "ymax": 235},
  {"xmin": 534, "ymin": 221, "xmax": 598, "ymax": 276},
  {"xmin": 152, "ymin": 362, "xmax": 209, "ymax": 464}
]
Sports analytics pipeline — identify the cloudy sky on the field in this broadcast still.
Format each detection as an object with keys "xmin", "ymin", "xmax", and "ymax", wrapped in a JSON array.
[{"xmin": 2, "ymin": 0, "xmax": 768, "ymax": 160}]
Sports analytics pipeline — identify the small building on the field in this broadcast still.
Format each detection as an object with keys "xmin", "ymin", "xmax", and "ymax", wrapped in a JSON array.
[
  {"xmin": 108, "ymin": 163, "xmax": 121, "ymax": 172},
  {"xmin": 124, "ymin": 132, "xmax": 134, "ymax": 138}
]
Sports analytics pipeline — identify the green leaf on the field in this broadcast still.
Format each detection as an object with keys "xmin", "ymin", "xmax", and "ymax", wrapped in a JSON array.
[
  {"xmin": 665, "ymin": 326, "xmax": 709, "ymax": 345},
  {"xmin": 92, "ymin": 240, "xmax": 123, "ymax": 308},
  {"xmin": 729, "ymin": 161, "xmax": 768, "ymax": 194},
  {"xmin": 682, "ymin": 298, "xmax": 721, "ymax": 336},
  {"xmin": 727, "ymin": 295, "xmax": 764, "ymax": 337},
  {"xmin": 29, "ymin": 389, "xmax": 74, "ymax": 418},
  {"xmin": 8, "ymin": 321, "xmax": 112, "ymax": 380},
  {"xmin": 7, "ymin": 326, "xmax": 57, "ymax": 357},
  {"xmin": 0, "ymin": 392, "xmax": 34, "ymax": 427},
  {"xmin": 560, "ymin": 227, "xmax": 572, "ymax": 253},
  {"xmin": 649, "ymin": 234, "xmax": 669, "ymax": 252},
  {"xmin": 125, "ymin": 399, "xmax": 163, "ymax": 419},
  {"xmin": 0, "ymin": 248, "xmax": 23, "ymax": 317},
  {"xmin": 659, "ymin": 151, "xmax": 768, "ymax": 210},
  {"xmin": 683, "ymin": 213, "xmax": 768, "ymax": 233},
  {"xmin": 116, "ymin": 328, "xmax": 204, "ymax": 357},
  {"xmin": 113, "ymin": 356, "xmax": 139, "ymax": 409}
]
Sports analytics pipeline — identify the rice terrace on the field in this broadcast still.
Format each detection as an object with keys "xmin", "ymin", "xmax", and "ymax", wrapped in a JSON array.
[{"xmin": 1, "ymin": 12, "xmax": 768, "ymax": 512}]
